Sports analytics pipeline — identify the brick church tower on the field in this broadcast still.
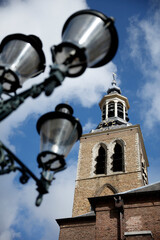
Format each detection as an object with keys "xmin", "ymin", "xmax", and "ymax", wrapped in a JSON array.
[
  {"xmin": 72, "ymin": 74, "xmax": 149, "ymax": 217},
  {"xmin": 57, "ymin": 75, "xmax": 160, "ymax": 240}
]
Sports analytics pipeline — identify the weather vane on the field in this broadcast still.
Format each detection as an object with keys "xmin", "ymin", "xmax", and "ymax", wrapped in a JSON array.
[{"xmin": 112, "ymin": 72, "xmax": 117, "ymax": 85}]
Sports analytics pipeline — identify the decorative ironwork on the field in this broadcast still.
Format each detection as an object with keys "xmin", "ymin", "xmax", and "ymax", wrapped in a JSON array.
[
  {"xmin": 0, "ymin": 141, "xmax": 54, "ymax": 206},
  {"xmin": 96, "ymin": 120, "xmax": 116, "ymax": 129}
]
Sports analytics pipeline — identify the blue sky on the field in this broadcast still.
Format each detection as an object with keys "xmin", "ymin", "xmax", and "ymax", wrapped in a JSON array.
[{"xmin": 0, "ymin": 0, "xmax": 160, "ymax": 239}]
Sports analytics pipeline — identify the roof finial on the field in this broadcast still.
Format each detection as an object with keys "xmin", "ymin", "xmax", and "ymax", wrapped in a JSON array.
[
  {"xmin": 107, "ymin": 73, "xmax": 121, "ymax": 95},
  {"xmin": 112, "ymin": 72, "xmax": 117, "ymax": 86}
]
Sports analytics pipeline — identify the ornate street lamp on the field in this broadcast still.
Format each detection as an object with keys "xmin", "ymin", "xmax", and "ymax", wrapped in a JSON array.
[
  {"xmin": 0, "ymin": 103, "xmax": 82, "ymax": 206},
  {"xmin": 0, "ymin": 9, "xmax": 118, "ymax": 206}
]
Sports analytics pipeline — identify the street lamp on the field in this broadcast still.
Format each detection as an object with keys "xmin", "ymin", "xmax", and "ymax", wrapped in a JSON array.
[{"xmin": 0, "ymin": 9, "xmax": 118, "ymax": 206}]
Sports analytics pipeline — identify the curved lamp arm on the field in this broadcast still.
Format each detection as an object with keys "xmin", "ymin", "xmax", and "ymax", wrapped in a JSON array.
[
  {"xmin": 0, "ymin": 65, "xmax": 65, "ymax": 122},
  {"xmin": 0, "ymin": 140, "xmax": 54, "ymax": 206}
]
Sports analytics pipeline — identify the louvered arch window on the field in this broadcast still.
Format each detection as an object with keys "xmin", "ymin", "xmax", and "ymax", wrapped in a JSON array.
[
  {"xmin": 113, "ymin": 142, "xmax": 124, "ymax": 172},
  {"xmin": 95, "ymin": 146, "xmax": 106, "ymax": 174},
  {"xmin": 108, "ymin": 101, "xmax": 115, "ymax": 118},
  {"xmin": 102, "ymin": 105, "xmax": 106, "ymax": 120},
  {"xmin": 117, "ymin": 102, "xmax": 123, "ymax": 119}
]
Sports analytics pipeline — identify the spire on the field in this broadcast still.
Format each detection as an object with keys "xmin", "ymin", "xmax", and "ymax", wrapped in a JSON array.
[{"xmin": 107, "ymin": 73, "xmax": 121, "ymax": 95}]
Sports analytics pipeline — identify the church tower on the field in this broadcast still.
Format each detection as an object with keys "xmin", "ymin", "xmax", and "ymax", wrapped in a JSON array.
[{"xmin": 72, "ymin": 74, "xmax": 149, "ymax": 217}]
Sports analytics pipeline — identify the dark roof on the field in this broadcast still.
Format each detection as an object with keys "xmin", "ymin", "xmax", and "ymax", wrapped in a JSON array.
[
  {"xmin": 56, "ymin": 211, "xmax": 96, "ymax": 226},
  {"xmin": 119, "ymin": 181, "xmax": 160, "ymax": 195},
  {"xmin": 73, "ymin": 211, "xmax": 95, "ymax": 218},
  {"xmin": 107, "ymin": 77, "xmax": 121, "ymax": 95}
]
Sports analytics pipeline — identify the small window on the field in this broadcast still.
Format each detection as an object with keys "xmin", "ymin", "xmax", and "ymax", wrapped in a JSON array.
[
  {"xmin": 113, "ymin": 142, "xmax": 124, "ymax": 172},
  {"xmin": 117, "ymin": 102, "xmax": 123, "ymax": 119},
  {"xmin": 95, "ymin": 146, "xmax": 106, "ymax": 174},
  {"xmin": 108, "ymin": 101, "xmax": 115, "ymax": 118}
]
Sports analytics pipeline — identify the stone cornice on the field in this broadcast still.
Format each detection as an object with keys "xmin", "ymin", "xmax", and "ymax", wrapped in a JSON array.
[{"xmin": 99, "ymin": 93, "xmax": 130, "ymax": 109}]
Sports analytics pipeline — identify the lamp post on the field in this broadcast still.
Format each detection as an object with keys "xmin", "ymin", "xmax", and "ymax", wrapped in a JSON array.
[{"xmin": 0, "ymin": 9, "xmax": 118, "ymax": 206}]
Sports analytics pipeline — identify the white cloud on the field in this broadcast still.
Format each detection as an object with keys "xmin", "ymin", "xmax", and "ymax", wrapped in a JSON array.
[
  {"xmin": 0, "ymin": 174, "xmax": 22, "ymax": 239},
  {"xmin": 83, "ymin": 119, "xmax": 97, "ymax": 133},
  {"xmin": 60, "ymin": 62, "xmax": 117, "ymax": 107},
  {"xmin": 127, "ymin": 1, "xmax": 160, "ymax": 129},
  {"xmin": 0, "ymin": 230, "xmax": 21, "ymax": 240}
]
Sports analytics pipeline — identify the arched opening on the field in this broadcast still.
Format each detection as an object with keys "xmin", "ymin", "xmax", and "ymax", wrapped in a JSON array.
[
  {"xmin": 95, "ymin": 146, "xmax": 106, "ymax": 174},
  {"xmin": 95, "ymin": 183, "xmax": 118, "ymax": 197},
  {"xmin": 117, "ymin": 102, "xmax": 123, "ymax": 119},
  {"xmin": 108, "ymin": 101, "xmax": 115, "ymax": 118},
  {"xmin": 113, "ymin": 142, "xmax": 124, "ymax": 172}
]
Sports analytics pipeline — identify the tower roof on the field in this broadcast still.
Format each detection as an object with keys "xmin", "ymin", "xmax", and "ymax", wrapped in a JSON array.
[
  {"xmin": 95, "ymin": 73, "xmax": 131, "ymax": 131},
  {"xmin": 107, "ymin": 73, "xmax": 121, "ymax": 95}
]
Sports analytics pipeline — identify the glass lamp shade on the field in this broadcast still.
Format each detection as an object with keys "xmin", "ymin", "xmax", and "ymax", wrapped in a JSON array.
[
  {"xmin": 61, "ymin": 9, "xmax": 118, "ymax": 69},
  {"xmin": 36, "ymin": 103, "xmax": 82, "ymax": 171},
  {"xmin": 0, "ymin": 33, "xmax": 46, "ymax": 92}
]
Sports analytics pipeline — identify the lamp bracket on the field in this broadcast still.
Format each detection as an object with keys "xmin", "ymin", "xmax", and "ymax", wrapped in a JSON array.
[
  {"xmin": 0, "ymin": 65, "xmax": 65, "ymax": 122},
  {"xmin": 0, "ymin": 140, "xmax": 53, "ymax": 206}
]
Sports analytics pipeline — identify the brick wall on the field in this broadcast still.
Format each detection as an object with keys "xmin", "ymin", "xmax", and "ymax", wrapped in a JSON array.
[
  {"xmin": 95, "ymin": 200, "xmax": 119, "ymax": 240},
  {"xmin": 57, "ymin": 217, "xmax": 95, "ymax": 240},
  {"xmin": 123, "ymin": 194, "xmax": 160, "ymax": 239},
  {"xmin": 89, "ymin": 192, "xmax": 160, "ymax": 240},
  {"xmin": 73, "ymin": 171, "xmax": 143, "ymax": 216}
]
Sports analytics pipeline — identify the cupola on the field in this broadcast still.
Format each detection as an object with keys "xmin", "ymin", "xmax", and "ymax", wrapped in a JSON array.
[{"xmin": 97, "ymin": 73, "xmax": 131, "ymax": 129}]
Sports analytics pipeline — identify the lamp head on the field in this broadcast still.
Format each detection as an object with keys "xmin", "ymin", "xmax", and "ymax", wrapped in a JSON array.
[
  {"xmin": 36, "ymin": 103, "xmax": 82, "ymax": 171},
  {"xmin": 52, "ymin": 9, "xmax": 118, "ymax": 77},
  {"xmin": 0, "ymin": 33, "xmax": 46, "ymax": 92}
]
